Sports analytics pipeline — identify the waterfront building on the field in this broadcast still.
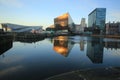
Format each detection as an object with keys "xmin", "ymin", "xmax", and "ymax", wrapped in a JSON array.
[
  {"xmin": 88, "ymin": 8, "xmax": 106, "ymax": 34},
  {"xmin": 54, "ymin": 13, "xmax": 75, "ymax": 33},
  {"xmin": 1, "ymin": 23, "xmax": 43, "ymax": 33},
  {"xmin": 46, "ymin": 25, "xmax": 55, "ymax": 32},
  {"xmin": 80, "ymin": 18, "xmax": 87, "ymax": 32},
  {"xmin": 106, "ymin": 22, "xmax": 120, "ymax": 35}
]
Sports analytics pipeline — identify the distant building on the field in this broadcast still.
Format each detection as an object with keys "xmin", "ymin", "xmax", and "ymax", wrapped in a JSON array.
[
  {"xmin": 46, "ymin": 25, "xmax": 55, "ymax": 31},
  {"xmin": 88, "ymin": 8, "xmax": 106, "ymax": 34},
  {"xmin": 80, "ymin": 18, "xmax": 87, "ymax": 32},
  {"xmin": 1, "ymin": 23, "xmax": 43, "ymax": 33},
  {"xmin": 106, "ymin": 22, "xmax": 120, "ymax": 35},
  {"xmin": 54, "ymin": 13, "xmax": 75, "ymax": 33},
  {"xmin": 75, "ymin": 24, "xmax": 80, "ymax": 33}
]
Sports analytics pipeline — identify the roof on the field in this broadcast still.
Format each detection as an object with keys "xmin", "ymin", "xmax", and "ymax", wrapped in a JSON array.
[
  {"xmin": 1, "ymin": 23, "xmax": 43, "ymax": 32},
  {"xmin": 88, "ymin": 8, "xmax": 106, "ymax": 16}
]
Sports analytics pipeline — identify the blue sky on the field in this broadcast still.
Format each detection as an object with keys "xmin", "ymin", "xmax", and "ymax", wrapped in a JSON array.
[{"xmin": 0, "ymin": 0, "xmax": 120, "ymax": 29}]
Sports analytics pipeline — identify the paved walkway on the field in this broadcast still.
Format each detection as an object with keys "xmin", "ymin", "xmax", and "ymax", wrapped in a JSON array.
[{"xmin": 45, "ymin": 67, "xmax": 120, "ymax": 80}]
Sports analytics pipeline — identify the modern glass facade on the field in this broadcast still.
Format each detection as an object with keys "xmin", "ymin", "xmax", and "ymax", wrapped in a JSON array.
[
  {"xmin": 88, "ymin": 8, "xmax": 106, "ymax": 31},
  {"xmin": 1, "ymin": 23, "xmax": 43, "ymax": 33},
  {"xmin": 54, "ymin": 13, "xmax": 75, "ymax": 33}
]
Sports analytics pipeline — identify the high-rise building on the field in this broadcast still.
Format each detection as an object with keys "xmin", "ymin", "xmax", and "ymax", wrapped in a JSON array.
[
  {"xmin": 80, "ymin": 18, "xmax": 87, "ymax": 32},
  {"xmin": 88, "ymin": 8, "xmax": 106, "ymax": 33},
  {"xmin": 81, "ymin": 18, "xmax": 87, "ymax": 27},
  {"xmin": 54, "ymin": 13, "xmax": 75, "ymax": 33}
]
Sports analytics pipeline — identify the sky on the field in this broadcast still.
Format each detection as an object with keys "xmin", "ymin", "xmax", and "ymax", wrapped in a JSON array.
[{"xmin": 0, "ymin": 0, "xmax": 120, "ymax": 29}]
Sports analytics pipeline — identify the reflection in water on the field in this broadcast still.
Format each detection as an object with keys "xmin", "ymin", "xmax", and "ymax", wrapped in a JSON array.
[
  {"xmin": 0, "ymin": 65, "xmax": 23, "ymax": 77},
  {"xmin": 69, "ymin": 36, "xmax": 86, "ymax": 51},
  {"xmin": 53, "ymin": 36, "xmax": 74, "ymax": 57},
  {"xmin": 80, "ymin": 40, "xmax": 85, "ymax": 51},
  {"xmin": 86, "ymin": 37, "xmax": 104, "ymax": 63},
  {"xmin": 0, "ymin": 39, "xmax": 13, "ymax": 56},
  {"xmin": 105, "ymin": 41, "xmax": 120, "ymax": 50},
  {"xmin": 1, "ymin": 36, "xmax": 120, "ymax": 80},
  {"xmin": 15, "ymin": 37, "xmax": 45, "ymax": 43}
]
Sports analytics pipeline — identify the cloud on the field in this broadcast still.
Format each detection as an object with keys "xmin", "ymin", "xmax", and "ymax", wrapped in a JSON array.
[{"xmin": 0, "ymin": 0, "xmax": 23, "ymax": 8}]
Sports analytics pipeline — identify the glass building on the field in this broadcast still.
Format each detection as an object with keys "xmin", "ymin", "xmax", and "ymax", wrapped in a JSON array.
[
  {"xmin": 54, "ymin": 13, "xmax": 75, "ymax": 33},
  {"xmin": 88, "ymin": 8, "xmax": 106, "ymax": 33},
  {"xmin": 1, "ymin": 23, "xmax": 43, "ymax": 33}
]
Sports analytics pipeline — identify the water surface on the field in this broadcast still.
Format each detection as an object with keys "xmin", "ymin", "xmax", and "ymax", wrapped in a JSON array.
[{"xmin": 0, "ymin": 36, "xmax": 120, "ymax": 80}]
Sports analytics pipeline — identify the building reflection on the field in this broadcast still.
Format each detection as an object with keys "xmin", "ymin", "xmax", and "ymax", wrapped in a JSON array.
[
  {"xmin": 86, "ymin": 37, "xmax": 104, "ymax": 63},
  {"xmin": 15, "ymin": 37, "xmax": 45, "ymax": 43},
  {"xmin": 0, "ymin": 39, "xmax": 13, "ymax": 56},
  {"xmin": 80, "ymin": 40, "xmax": 85, "ymax": 51},
  {"xmin": 53, "ymin": 36, "xmax": 74, "ymax": 57},
  {"xmin": 104, "ymin": 41, "xmax": 120, "ymax": 50}
]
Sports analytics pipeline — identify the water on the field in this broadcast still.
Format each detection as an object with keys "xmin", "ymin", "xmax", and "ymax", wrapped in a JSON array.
[{"xmin": 0, "ymin": 36, "xmax": 120, "ymax": 80}]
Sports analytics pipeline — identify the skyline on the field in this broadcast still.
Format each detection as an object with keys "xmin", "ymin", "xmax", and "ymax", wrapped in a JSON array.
[{"xmin": 0, "ymin": 0, "xmax": 120, "ymax": 29}]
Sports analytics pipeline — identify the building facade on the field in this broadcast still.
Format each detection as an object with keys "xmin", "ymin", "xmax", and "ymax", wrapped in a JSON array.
[
  {"xmin": 46, "ymin": 25, "xmax": 55, "ymax": 32},
  {"xmin": 80, "ymin": 18, "xmax": 87, "ymax": 32},
  {"xmin": 88, "ymin": 8, "xmax": 106, "ymax": 34},
  {"xmin": 54, "ymin": 13, "xmax": 75, "ymax": 33},
  {"xmin": 106, "ymin": 22, "xmax": 120, "ymax": 35},
  {"xmin": 75, "ymin": 24, "xmax": 80, "ymax": 33}
]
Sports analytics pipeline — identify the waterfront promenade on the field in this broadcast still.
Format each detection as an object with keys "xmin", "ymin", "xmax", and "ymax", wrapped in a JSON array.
[
  {"xmin": 92, "ymin": 34, "xmax": 120, "ymax": 38},
  {"xmin": 46, "ymin": 67, "xmax": 120, "ymax": 80},
  {"xmin": 1, "ymin": 32, "xmax": 120, "ymax": 40}
]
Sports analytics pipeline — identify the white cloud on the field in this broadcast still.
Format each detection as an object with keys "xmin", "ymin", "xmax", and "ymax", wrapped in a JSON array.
[{"xmin": 0, "ymin": 0, "xmax": 23, "ymax": 8}]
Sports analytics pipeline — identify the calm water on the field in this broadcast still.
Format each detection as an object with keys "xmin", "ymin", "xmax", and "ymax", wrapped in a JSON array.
[{"xmin": 0, "ymin": 36, "xmax": 120, "ymax": 80}]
